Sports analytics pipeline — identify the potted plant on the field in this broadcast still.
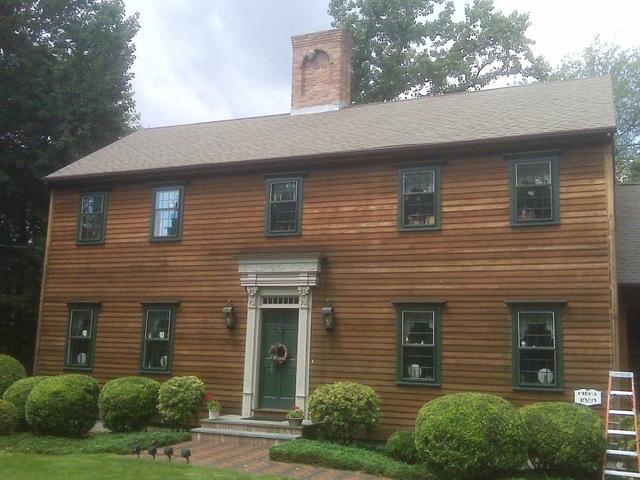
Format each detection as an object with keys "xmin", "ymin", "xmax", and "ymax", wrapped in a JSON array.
[
  {"xmin": 286, "ymin": 405, "xmax": 304, "ymax": 426},
  {"xmin": 205, "ymin": 394, "xmax": 221, "ymax": 420}
]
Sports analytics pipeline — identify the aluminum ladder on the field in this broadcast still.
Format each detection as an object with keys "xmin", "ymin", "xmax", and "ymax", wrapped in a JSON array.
[{"xmin": 603, "ymin": 371, "xmax": 640, "ymax": 479}]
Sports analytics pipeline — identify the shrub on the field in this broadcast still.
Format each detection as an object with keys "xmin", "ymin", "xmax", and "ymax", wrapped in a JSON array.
[
  {"xmin": 25, "ymin": 374, "xmax": 100, "ymax": 437},
  {"xmin": 270, "ymin": 439, "xmax": 434, "ymax": 480},
  {"xmin": 0, "ymin": 399, "xmax": 19, "ymax": 435},
  {"xmin": 99, "ymin": 376, "xmax": 160, "ymax": 433},
  {"xmin": 2, "ymin": 376, "xmax": 48, "ymax": 430},
  {"xmin": 0, "ymin": 355, "xmax": 27, "ymax": 397},
  {"xmin": 415, "ymin": 392, "xmax": 527, "ymax": 479},
  {"xmin": 308, "ymin": 382, "xmax": 381, "ymax": 442},
  {"xmin": 157, "ymin": 376, "xmax": 205, "ymax": 429},
  {"xmin": 384, "ymin": 430, "xmax": 418, "ymax": 464},
  {"xmin": 520, "ymin": 402, "xmax": 605, "ymax": 477}
]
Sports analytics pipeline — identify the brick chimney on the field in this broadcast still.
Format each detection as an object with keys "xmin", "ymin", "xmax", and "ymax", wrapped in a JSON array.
[{"xmin": 290, "ymin": 29, "xmax": 353, "ymax": 115}]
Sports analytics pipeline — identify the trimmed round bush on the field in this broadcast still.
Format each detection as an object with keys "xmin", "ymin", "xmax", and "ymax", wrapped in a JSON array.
[
  {"xmin": 157, "ymin": 376, "xmax": 205, "ymax": 429},
  {"xmin": 25, "ymin": 374, "xmax": 100, "ymax": 437},
  {"xmin": 99, "ymin": 376, "xmax": 160, "ymax": 432},
  {"xmin": 2, "ymin": 376, "xmax": 48, "ymax": 430},
  {"xmin": 308, "ymin": 381, "xmax": 380, "ymax": 442},
  {"xmin": 415, "ymin": 393, "xmax": 527, "ymax": 479},
  {"xmin": 520, "ymin": 402, "xmax": 605, "ymax": 477},
  {"xmin": 384, "ymin": 431, "xmax": 418, "ymax": 464},
  {"xmin": 0, "ymin": 355, "xmax": 27, "ymax": 397},
  {"xmin": 0, "ymin": 399, "xmax": 19, "ymax": 435}
]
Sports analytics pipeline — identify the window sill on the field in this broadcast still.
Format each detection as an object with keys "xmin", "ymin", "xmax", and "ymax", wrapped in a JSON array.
[
  {"xmin": 396, "ymin": 381, "xmax": 441, "ymax": 388},
  {"xmin": 139, "ymin": 369, "xmax": 172, "ymax": 375},
  {"xmin": 398, "ymin": 226, "xmax": 442, "ymax": 232},
  {"xmin": 76, "ymin": 240, "xmax": 105, "ymax": 246},
  {"xmin": 265, "ymin": 231, "xmax": 301, "ymax": 238},
  {"xmin": 512, "ymin": 386, "xmax": 564, "ymax": 393},
  {"xmin": 150, "ymin": 237, "xmax": 182, "ymax": 243},
  {"xmin": 510, "ymin": 220, "xmax": 560, "ymax": 227},
  {"xmin": 63, "ymin": 366, "xmax": 93, "ymax": 372}
]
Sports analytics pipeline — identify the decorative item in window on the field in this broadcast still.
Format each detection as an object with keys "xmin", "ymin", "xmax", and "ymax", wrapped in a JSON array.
[
  {"xmin": 77, "ymin": 352, "xmax": 87, "ymax": 366},
  {"xmin": 270, "ymin": 343, "xmax": 289, "ymax": 366},
  {"xmin": 322, "ymin": 300, "xmax": 335, "ymax": 331},
  {"xmin": 205, "ymin": 394, "xmax": 221, "ymax": 419},
  {"xmin": 286, "ymin": 405, "xmax": 304, "ymax": 426},
  {"xmin": 538, "ymin": 368, "xmax": 554, "ymax": 384},
  {"xmin": 222, "ymin": 300, "xmax": 235, "ymax": 329}
]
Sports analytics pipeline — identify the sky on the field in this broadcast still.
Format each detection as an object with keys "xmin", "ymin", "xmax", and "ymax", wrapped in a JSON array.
[{"xmin": 124, "ymin": 0, "xmax": 640, "ymax": 128}]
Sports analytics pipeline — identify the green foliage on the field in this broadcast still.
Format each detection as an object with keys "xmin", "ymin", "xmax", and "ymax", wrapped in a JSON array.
[
  {"xmin": 98, "ymin": 377, "xmax": 160, "ymax": 433},
  {"xmin": 384, "ymin": 430, "xmax": 418, "ymax": 464},
  {"xmin": 308, "ymin": 381, "xmax": 380, "ymax": 442},
  {"xmin": 2, "ymin": 376, "xmax": 48, "ymax": 430},
  {"xmin": 0, "ymin": 399, "xmax": 19, "ymax": 435},
  {"xmin": 0, "ymin": 430, "xmax": 190, "ymax": 455},
  {"xmin": 0, "ymin": 355, "xmax": 27, "ymax": 397},
  {"xmin": 328, "ymin": 0, "xmax": 547, "ymax": 104},
  {"xmin": 270, "ymin": 439, "xmax": 434, "ymax": 480},
  {"xmin": 553, "ymin": 39, "xmax": 640, "ymax": 181},
  {"xmin": 0, "ymin": 0, "xmax": 139, "ymax": 367},
  {"xmin": 520, "ymin": 402, "xmax": 605, "ymax": 477},
  {"xmin": 157, "ymin": 376, "xmax": 205, "ymax": 429},
  {"xmin": 415, "ymin": 392, "xmax": 527, "ymax": 479},
  {"xmin": 25, "ymin": 374, "xmax": 100, "ymax": 437}
]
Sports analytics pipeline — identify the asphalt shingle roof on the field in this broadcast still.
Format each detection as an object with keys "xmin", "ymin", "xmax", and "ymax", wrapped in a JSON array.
[
  {"xmin": 616, "ymin": 184, "xmax": 640, "ymax": 284},
  {"xmin": 47, "ymin": 76, "xmax": 616, "ymax": 181}
]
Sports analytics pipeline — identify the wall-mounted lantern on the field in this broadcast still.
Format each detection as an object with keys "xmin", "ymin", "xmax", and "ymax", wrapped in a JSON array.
[
  {"xmin": 223, "ymin": 299, "xmax": 235, "ymax": 329},
  {"xmin": 322, "ymin": 299, "xmax": 335, "ymax": 331}
]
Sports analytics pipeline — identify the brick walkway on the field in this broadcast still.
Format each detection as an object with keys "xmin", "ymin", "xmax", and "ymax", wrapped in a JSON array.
[{"xmin": 154, "ymin": 439, "xmax": 383, "ymax": 480}]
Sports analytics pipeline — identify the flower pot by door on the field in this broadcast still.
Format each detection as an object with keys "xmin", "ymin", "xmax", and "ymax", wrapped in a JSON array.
[
  {"xmin": 288, "ymin": 418, "xmax": 303, "ymax": 427},
  {"xmin": 208, "ymin": 410, "xmax": 220, "ymax": 420}
]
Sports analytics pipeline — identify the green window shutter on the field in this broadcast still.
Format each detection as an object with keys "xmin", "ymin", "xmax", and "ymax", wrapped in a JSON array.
[
  {"xmin": 508, "ymin": 154, "xmax": 560, "ymax": 226},
  {"xmin": 510, "ymin": 303, "xmax": 564, "ymax": 390},
  {"xmin": 77, "ymin": 191, "xmax": 109, "ymax": 244},
  {"xmin": 150, "ymin": 185, "xmax": 185, "ymax": 241},
  {"xmin": 265, "ymin": 176, "xmax": 303, "ymax": 236},
  {"xmin": 140, "ymin": 304, "xmax": 177, "ymax": 374},
  {"xmin": 397, "ymin": 165, "xmax": 442, "ymax": 231},
  {"xmin": 64, "ymin": 304, "xmax": 99, "ymax": 371},
  {"xmin": 395, "ymin": 304, "xmax": 442, "ymax": 386}
]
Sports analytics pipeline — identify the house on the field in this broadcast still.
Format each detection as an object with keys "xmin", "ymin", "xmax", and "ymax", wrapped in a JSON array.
[{"xmin": 34, "ymin": 29, "xmax": 623, "ymax": 434}]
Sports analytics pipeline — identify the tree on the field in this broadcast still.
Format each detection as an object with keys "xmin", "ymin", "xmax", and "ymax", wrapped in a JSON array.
[
  {"xmin": 328, "ymin": 0, "xmax": 548, "ymax": 104},
  {"xmin": 553, "ymin": 39, "xmax": 640, "ymax": 182},
  {"xmin": 0, "ymin": 0, "xmax": 139, "ymax": 367}
]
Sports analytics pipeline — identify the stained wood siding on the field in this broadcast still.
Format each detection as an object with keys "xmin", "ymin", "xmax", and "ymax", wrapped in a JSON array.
[{"xmin": 36, "ymin": 138, "xmax": 615, "ymax": 433}]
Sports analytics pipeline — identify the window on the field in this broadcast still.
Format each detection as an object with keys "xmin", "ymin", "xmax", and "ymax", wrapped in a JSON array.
[
  {"xmin": 266, "ymin": 177, "xmax": 302, "ymax": 235},
  {"xmin": 395, "ymin": 304, "xmax": 442, "ymax": 385},
  {"xmin": 65, "ymin": 304, "xmax": 99, "ymax": 370},
  {"xmin": 398, "ymin": 166, "xmax": 441, "ymax": 230},
  {"xmin": 77, "ymin": 192, "xmax": 108, "ymax": 243},
  {"xmin": 151, "ymin": 186, "xmax": 184, "ymax": 240},
  {"xmin": 140, "ymin": 304, "xmax": 176, "ymax": 373},
  {"xmin": 509, "ymin": 155, "xmax": 559, "ymax": 225},
  {"xmin": 510, "ymin": 303, "xmax": 563, "ymax": 389}
]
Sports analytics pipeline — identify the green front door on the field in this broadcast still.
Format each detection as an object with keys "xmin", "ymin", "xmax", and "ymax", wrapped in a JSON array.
[{"xmin": 258, "ymin": 309, "xmax": 298, "ymax": 410}]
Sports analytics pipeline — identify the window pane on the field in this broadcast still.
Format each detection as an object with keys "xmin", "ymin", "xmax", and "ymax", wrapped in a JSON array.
[
  {"xmin": 143, "ymin": 341, "xmax": 170, "ymax": 370},
  {"xmin": 516, "ymin": 162, "xmax": 551, "ymax": 186},
  {"xmin": 401, "ymin": 311, "xmax": 435, "ymax": 382},
  {"xmin": 81, "ymin": 194, "xmax": 104, "ymax": 214},
  {"xmin": 404, "ymin": 193, "xmax": 436, "ymax": 226},
  {"xmin": 269, "ymin": 201, "xmax": 297, "ymax": 232},
  {"xmin": 154, "ymin": 209, "xmax": 180, "ymax": 237},
  {"xmin": 70, "ymin": 310, "xmax": 93, "ymax": 338},
  {"xmin": 155, "ymin": 189, "xmax": 180, "ymax": 209},
  {"xmin": 516, "ymin": 185, "xmax": 552, "ymax": 221},
  {"xmin": 403, "ymin": 345, "xmax": 435, "ymax": 381},
  {"xmin": 402, "ymin": 312, "xmax": 434, "ymax": 345},
  {"xmin": 518, "ymin": 312, "xmax": 555, "ymax": 348},
  {"xmin": 519, "ymin": 349, "xmax": 555, "ymax": 385},
  {"xmin": 270, "ymin": 181, "xmax": 297, "ymax": 202},
  {"xmin": 80, "ymin": 213, "xmax": 104, "ymax": 241},
  {"xmin": 145, "ymin": 310, "xmax": 171, "ymax": 340},
  {"xmin": 68, "ymin": 338, "xmax": 92, "ymax": 367},
  {"xmin": 403, "ymin": 171, "xmax": 434, "ymax": 194}
]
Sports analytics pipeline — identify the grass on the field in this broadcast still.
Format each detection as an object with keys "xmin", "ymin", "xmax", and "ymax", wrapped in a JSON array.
[
  {"xmin": 270, "ymin": 440, "xmax": 576, "ymax": 480},
  {"xmin": 0, "ymin": 452, "xmax": 286, "ymax": 480},
  {"xmin": 0, "ymin": 431, "xmax": 191, "ymax": 455}
]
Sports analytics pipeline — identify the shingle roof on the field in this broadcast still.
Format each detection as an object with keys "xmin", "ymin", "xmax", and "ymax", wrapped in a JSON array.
[
  {"xmin": 616, "ymin": 184, "xmax": 640, "ymax": 285},
  {"xmin": 47, "ymin": 76, "xmax": 616, "ymax": 181}
]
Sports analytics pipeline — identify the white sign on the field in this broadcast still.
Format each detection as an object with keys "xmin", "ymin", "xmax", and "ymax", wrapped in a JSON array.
[{"xmin": 574, "ymin": 388, "xmax": 602, "ymax": 406}]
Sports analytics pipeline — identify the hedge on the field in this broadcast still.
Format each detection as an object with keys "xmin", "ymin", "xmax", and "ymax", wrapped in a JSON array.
[
  {"xmin": 2, "ymin": 376, "xmax": 49, "ymax": 430},
  {"xmin": 99, "ymin": 377, "xmax": 160, "ymax": 432},
  {"xmin": 0, "ymin": 355, "xmax": 27, "ymax": 397}
]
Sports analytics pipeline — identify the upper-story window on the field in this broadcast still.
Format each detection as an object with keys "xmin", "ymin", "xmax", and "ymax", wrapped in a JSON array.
[
  {"xmin": 77, "ymin": 192, "xmax": 108, "ymax": 244},
  {"xmin": 65, "ymin": 304, "xmax": 99, "ymax": 370},
  {"xmin": 266, "ymin": 177, "xmax": 303, "ymax": 236},
  {"xmin": 398, "ymin": 166, "xmax": 441, "ymax": 230},
  {"xmin": 151, "ymin": 186, "xmax": 184, "ymax": 241},
  {"xmin": 509, "ymin": 154, "xmax": 559, "ymax": 225}
]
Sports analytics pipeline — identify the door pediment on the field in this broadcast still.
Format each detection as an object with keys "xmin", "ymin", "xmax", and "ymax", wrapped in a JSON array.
[{"xmin": 237, "ymin": 254, "xmax": 322, "ymax": 287}]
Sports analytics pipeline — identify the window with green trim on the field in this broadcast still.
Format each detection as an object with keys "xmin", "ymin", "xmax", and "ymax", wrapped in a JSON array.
[
  {"xmin": 65, "ymin": 304, "xmax": 99, "ymax": 370},
  {"xmin": 140, "ymin": 305, "xmax": 176, "ymax": 373},
  {"xmin": 151, "ymin": 186, "xmax": 183, "ymax": 240},
  {"xmin": 509, "ymin": 155, "xmax": 559, "ymax": 225},
  {"xmin": 78, "ymin": 192, "xmax": 108, "ymax": 243},
  {"xmin": 266, "ymin": 177, "xmax": 302, "ymax": 235},
  {"xmin": 396, "ymin": 305, "xmax": 441, "ymax": 385},
  {"xmin": 398, "ymin": 166, "xmax": 441, "ymax": 230},
  {"xmin": 511, "ymin": 304, "xmax": 563, "ymax": 389}
]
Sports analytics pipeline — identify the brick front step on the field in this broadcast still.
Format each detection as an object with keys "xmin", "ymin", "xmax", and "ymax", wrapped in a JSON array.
[{"xmin": 191, "ymin": 415, "xmax": 303, "ymax": 447}]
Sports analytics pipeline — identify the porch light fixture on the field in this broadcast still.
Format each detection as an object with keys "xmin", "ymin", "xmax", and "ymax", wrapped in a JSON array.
[
  {"xmin": 181, "ymin": 448, "xmax": 191, "ymax": 463},
  {"xmin": 164, "ymin": 446, "xmax": 173, "ymax": 462},
  {"xmin": 223, "ymin": 299, "xmax": 235, "ymax": 329},
  {"xmin": 322, "ymin": 300, "xmax": 335, "ymax": 331}
]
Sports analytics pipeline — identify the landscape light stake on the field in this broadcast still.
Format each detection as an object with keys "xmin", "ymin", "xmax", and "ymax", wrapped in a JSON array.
[
  {"xmin": 132, "ymin": 445, "xmax": 141, "ymax": 458},
  {"xmin": 181, "ymin": 448, "xmax": 191, "ymax": 464},
  {"xmin": 148, "ymin": 446, "xmax": 157, "ymax": 460},
  {"xmin": 164, "ymin": 447, "xmax": 173, "ymax": 462}
]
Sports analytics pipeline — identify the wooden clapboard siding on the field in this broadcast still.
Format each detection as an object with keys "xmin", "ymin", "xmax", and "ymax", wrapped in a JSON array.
[{"xmin": 36, "ymin": 136, "xmax": 615, "ymax": 434}]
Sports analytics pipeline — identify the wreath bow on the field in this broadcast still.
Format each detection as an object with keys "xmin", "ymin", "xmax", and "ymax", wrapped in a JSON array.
[{"xmin": 270, "ymin": 343, "xmax": 289, "ymax": 366}]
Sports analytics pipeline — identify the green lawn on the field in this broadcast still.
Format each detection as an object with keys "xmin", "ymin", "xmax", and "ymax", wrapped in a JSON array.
[
  {"xmin": 0, "ymin": 431, "xmax": 190, "ymax": 454},
  {"xmin": 0, "ymin": 452, "xmax": 286, "ymax": 480}
]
